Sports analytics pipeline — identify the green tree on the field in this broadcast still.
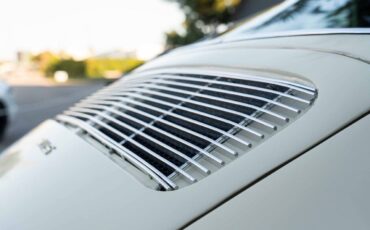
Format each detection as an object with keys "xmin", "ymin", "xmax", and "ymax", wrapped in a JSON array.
[
  {"xmin": 32, "ymin": 51, "xmax": 60, "ymax": 73},
  {"xmin": 47, "ymin": 59, "xmax": 86, "ymax": 78},
  {"xmin": 85, "ymin": 58, "xmax": 144, "ymax": 78},
  {"xmin": 166, "ymin": 0, "xmax": 241, "ymax": 48}
]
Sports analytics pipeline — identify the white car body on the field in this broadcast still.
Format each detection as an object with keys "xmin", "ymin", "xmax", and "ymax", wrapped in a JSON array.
[
  {"xmin": 0, "ymin": 29, "xmax": 369, "ymax": 229},
  {"xmin": 1, "ymin": 0, "xmax": 370, "ymax": 228}
]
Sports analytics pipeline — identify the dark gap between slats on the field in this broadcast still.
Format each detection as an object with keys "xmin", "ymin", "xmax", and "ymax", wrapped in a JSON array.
[
  {"xmin": 179, "ymin": 74, "xmax": 216, "ymax": 81},
  {"xmin": 163, "ymin": 116, "xmax": 220, "ymax": 140},
  {"xmin": 151, "ymin": 88, "xmax": 190, "ymax": 98},
  {"xmin": 117, "ymin": 108, "xmax": 153, "ymax": 123},
  {"xmin": 201, "ymin": 90, "xmax": 268, "ymax": 107},
  {"xmin": 153, "ymin": 122, "xmax": 209, "ymax": 149},
  {"xmin": 182, "ymin": 103, "xmax": 244, "ymax": 123},
  {"xmin": 98, "ymin": 127, "xmax": 123, "ymax": 142},
  {"xmin": 129, "ymin": 103, "xmax": 163, "ymax": 117},
  {"xmin": 143, "ymin": 128, "xmax": 198, "ymax": 158},
  {"xmin": 133, "ymin": 135, "xmax": 186, "ymax": 166},
  {"xmin": 123, "ymin": 141, "xmax": 175, "ymax": 176},
  {"xmin": 210, "ymin": 84, "xmax": 279, "ymax": 101},
  {"xmin": 168, "ymin": 79, "xmax": 209, "ymax": 87},
  {"xmin": 138, "ymin": 100, "xmax": 171, "ymax": 111},
  {"xmin": 192, "ymin": 97, "xmax": 257, "ymax": 116},
  {"xmin": 173, "ymin": 109, "xmax": 233, "ymax": 131},
  {"xmin": 105, "ymin": 120, "xmax": 135, "ymax": 136},
  {"xmin": 159, "ymin": 83, "xmax": 199, "ymax": 92},
  {"xmin": 147, "ymin": 94, "xmax": 181, "ymax": 105},
  {"xmin": 219, "ymin": 78, "xmax": 289, "ymax": 93}
]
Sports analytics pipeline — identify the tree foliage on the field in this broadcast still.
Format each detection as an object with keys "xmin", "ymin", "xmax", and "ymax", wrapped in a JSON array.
[
  {"xmin": 166, "ymin": 0, "xmax": 240, "ymax": 48},
  {"xmin": 40, "ymin": 56, "xmax": 144, "ymax": 79},
  {"xmin": 32, "ymin": 51, "xmax": 60, "ymax": 73},
  {"xmin": 85, "ymin": 58, "xmax": 144, "ymax": 78},
  {"xmin": 46, "ymin": 59, "xmax": 86, "ymax": 78}
]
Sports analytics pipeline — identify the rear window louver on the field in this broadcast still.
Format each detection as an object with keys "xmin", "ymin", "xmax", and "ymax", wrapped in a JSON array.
[{"xmin": 57, "ymin": 71, "xmax": 317, "ymax": 191}]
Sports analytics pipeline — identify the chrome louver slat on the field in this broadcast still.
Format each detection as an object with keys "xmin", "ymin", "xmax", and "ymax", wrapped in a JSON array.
[
  {"xmin": 108, "ymin": 83, "xmax": 289, "ymax": 122},
  {"xmin": 56, "ymin": 71, "xmax": 317, "ymax": 191},
  {"xmin": 85, "ymin": 93, "xmax": 264, "ymax": 138},
  {"xmin": 124, "ymin": 71, "xmax": 316, "ymax": 101},
  {"xmin": 95, "ymin": 87, "xmax": 278, "ymax": 129},
  {"xmin": 77, "ymin": 100, "xmax": 226, "ymax": 165},
  {"xmin": 56, "ymin": 115, "xmax": 177, "ymax": 190}
]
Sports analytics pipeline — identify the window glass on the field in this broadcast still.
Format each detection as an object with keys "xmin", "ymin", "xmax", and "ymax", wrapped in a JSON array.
[{"xmin": 223, "ymin": 0, "xmax": 370, "ymax": 38}]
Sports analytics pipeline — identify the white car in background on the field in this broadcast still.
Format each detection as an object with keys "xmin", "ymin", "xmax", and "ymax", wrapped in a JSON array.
[
  {"xmin": 0, "ymin": 0, "xmax": 369, "ymax": 229},
  {"xmin": 0, "ymin": 80, "xmax": 16, "ymax": 140}
]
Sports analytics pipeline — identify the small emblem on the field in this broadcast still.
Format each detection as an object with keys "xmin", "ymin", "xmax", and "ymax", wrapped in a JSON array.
[{"xmin": 38, "ymin": 139, "xmax": 56, "ymax": 155}]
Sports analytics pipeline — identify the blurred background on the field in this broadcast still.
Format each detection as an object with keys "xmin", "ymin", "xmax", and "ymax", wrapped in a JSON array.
[{"xmin": 0, "ymin": 0, "xmax": 285, "ymax": 151}]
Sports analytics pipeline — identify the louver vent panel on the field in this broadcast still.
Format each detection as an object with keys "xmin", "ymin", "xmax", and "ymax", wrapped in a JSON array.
[{"xmin": 57, "ymin": 71, "xmax": 317, "ymax": 191}]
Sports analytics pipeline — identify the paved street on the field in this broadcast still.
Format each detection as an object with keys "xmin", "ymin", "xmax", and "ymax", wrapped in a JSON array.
[{"xmin": 0, "ymin": 81, "xmax": 106, "ymax": 152}]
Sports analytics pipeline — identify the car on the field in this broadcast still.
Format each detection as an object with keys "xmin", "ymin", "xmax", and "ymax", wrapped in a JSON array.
[
  {"xmin": 0, "ymin": 0, "xmax": 369, "ymax": 229},
  {"xmin": 0, "ymin": 80, "xmax": 16, "ymax": 140}
]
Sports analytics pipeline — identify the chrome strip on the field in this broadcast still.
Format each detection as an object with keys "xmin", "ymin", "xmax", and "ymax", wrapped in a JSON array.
[
  {"xmin": 64, "ymin": 110, "xmax": 197, "ymax": 183},
  {"xmin": 79, "ymin": 97, "xmax": 252, "ymax": 148},
  {"xmin": 131, "ymin": 93, "xmax": 263, "ymax": 137},
  {"xmin": 101, "ymin": 98, "xmax": 236, "ymax": 156},
  {"xmin": 84, "ymin": 93, "xmax": 264, "ymax": 138},
  {"xmin": 222, "ymin": 28, "xmax": 370, "ymax": 43},
  {"xmin": 147, "ymin": 75, "xmax": 302, "ymax": 112},
  {"xmin": 118, "ymin": 80, "xmax": 290, "ymax": 121},
  {"xmin": 79, "ymin": 97, "xmax": 238, "ymax": 157},
  {"xmin": 69, "ymin": 106, "xmax": 211, "ymax": 175},
  {"xmin": 56, "ymin": 115, "xmax": 175, "ymax": 190},
  {"xmin": 77, "ymin": 99, "xmax": 225, "ymax": 165},
  {"xmin": 97, "ymin": 88, "xmax": 277, "ymax": 130}
]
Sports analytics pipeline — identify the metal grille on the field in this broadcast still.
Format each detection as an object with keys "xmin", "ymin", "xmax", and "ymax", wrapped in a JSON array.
[{"xmin": 57, "ymin": 71, "xmax": 317, "ymax": 191}]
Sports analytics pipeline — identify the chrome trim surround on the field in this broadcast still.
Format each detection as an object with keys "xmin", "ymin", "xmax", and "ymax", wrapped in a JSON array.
[
  {"xmin": 222, "ymin": 28, "xmax": 370, "ymax": 43},
  {"xmin": 57, "ymin": 70, "xmax": 317, "ymax": 190}
]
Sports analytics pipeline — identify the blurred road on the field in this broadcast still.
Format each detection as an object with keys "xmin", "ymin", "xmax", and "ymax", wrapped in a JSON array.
[{"xmin": 0, "ymin": 81, "xmax": 105, "ymax": 152}]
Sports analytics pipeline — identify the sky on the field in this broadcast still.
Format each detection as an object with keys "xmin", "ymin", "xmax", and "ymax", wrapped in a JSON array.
[{"xmin": 0, "ymin": 0, "xmax": 184, "ymax": 60}]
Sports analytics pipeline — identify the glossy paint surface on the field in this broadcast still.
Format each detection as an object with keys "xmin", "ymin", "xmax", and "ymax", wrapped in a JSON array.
[{"xmin": 0, "ymin": 34, "xmax": 370, "ymax": 229}]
